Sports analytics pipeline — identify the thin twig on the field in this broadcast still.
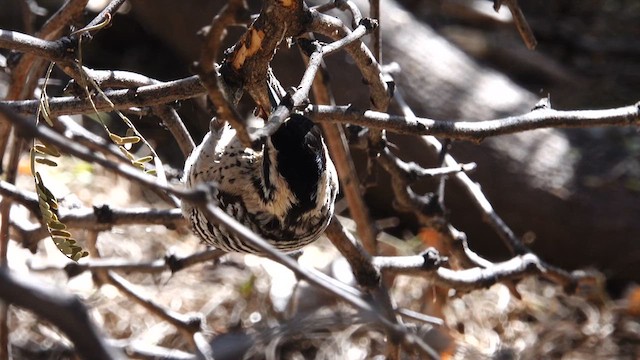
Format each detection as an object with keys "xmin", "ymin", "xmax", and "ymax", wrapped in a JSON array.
[
  {"xmin": 105, "ymin": 272, "xmax": 203, "ymax": 340},
  {"xmin": 254, "ymin": 20, "xmax": 374, "ymax": 142},
  {"xmin": 299, "ymin": 35, "xmax": 380, "ymax": 254},
  {"xmin": 309, "ymin": 11, "xmax": 390, "ymax": 111},
  {"xmin": 494, "ymin": 0, "xmax": 537, "ymax": 49},
  {"xmin": 30, "ymin": 248, "xmax": 225, "ymax": 276},
  {"xmin": 373, "ymin": 251, "xmax": 583, "ymax": 291},
  {"xmin": 110, "ymin": 340, "xmax": 195, "ymax": 360},
  {"xmin": 79, "ymin": 0, "xmax": 126, "ymax": 35}
]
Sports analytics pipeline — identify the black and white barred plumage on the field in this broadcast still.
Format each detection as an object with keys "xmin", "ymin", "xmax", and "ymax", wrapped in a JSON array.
[{"xmin": 182, "ymin": 114, "xmax": 339, "ymax": 253}]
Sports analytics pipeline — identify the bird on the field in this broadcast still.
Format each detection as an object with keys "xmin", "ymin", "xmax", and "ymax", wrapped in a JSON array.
[{"xmin": 182, "ymin": 114, "xmax": 339, "ymax": 253}]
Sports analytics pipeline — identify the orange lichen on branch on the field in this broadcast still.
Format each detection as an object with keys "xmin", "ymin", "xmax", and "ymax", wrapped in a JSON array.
[
  {"xmin": 231, "ymin": 28, "xmax": 267, "ymax": 70},
  {"xmin": 279, "ymin": 0, "xmax": 295, "ymax": 8}
]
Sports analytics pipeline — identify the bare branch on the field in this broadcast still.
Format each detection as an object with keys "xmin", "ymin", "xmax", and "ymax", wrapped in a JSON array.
[
  {"xmin": 195, "ymin": 0, "xmax": 253, "ymax": 148},
  {"xmin": 298, "ymin": 35, "xmax": 380, "ymax": 254},
  {"xmin": 254, "ymin": 18, "xmax": 374, "ymax": 142},
  {"xmin": 494, "ymin": 0, "xmax": 537, "ymax": 49},
  {"xmin": 78, "ymin": 0, "xmax": 126, "ymax": 35},
  {"xmin": 309, "ymin": 11, "xmax": 390, "ymax": 111},
  {"xmin": 219, "ymin": 0, "xmax": 306, "ymax": 111},
  {"xmin": 0, "ymin": 29, "xmax": 72, "ymax": 62},
  {"xmin": 2, "ymin": 75, "xmax": 206, "ymax": 117},
  {"xmin": 30, "ymin": 248, "xmax": 225, "ymax": 276},
  {"xmin": 373, "ymin": 251, "xmax": 588, "ymax": 293},
  {"xmin": 309, "ymin": 102, "xmax": 640, "ymax": 141},
  {"xmin": 0, "ymin": 268, "xmax": 123, "ymax": 359},
  {"xmin": 79, "ymin": 68, "xmax": 195, "ymax": 156},
  {"xmin": 105, "ymin": 271, "xmax": 203, "ymax": 338}
]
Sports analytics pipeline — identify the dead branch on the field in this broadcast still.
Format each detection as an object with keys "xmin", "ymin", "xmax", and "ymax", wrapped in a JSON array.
[
  {"xmin": 0, "ymin": 267, "xmax": 122, "ymax": 359},
  {"xmin": 30, "ymin": 248, "xmax": 225, "ymax": 276},
  {"xmin": 195, "ymin": 0, "xmax": 252, "ymax": 148},
  {"xmin": 309, "ymin": 102, "xmax": 640, "ymax": 141}
]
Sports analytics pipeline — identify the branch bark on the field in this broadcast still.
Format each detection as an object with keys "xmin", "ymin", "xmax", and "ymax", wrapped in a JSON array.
[{"xmin": 0, "ymin": 268, "xmax": 122, "ymax": 359}]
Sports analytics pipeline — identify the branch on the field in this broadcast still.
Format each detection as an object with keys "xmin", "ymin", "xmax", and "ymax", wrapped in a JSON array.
[
  {"xmin": 253, "ymin": 17, "xmax": 375, "ymax": 142},
  {"xmin": 77, "ymin": 0, "xmax": 126, "ymax": 37},
  {"xmin": 309, "ymin": 11, "xmax": 390, "ymax": 111},
  {"xmin": 110, "ymin": 340, "xmax": 195, "ymax": 360},
  {"xmin": 0, "ymin": 268, "xmax": 122, "ymax": 359},
  {"xmin": 195, "ymin": 0, "xmax": 253, "ymax": 148},
  {"xmin": 105, "ymin": 271, "xmax": 203, "ymax": 337},
  {"xmin": 78, "ymin": 68, "xmax": 195, "ymax": 156},
  {"xmin": 494, "ymin": 0, "xmax": 537, "ymax": 49},
  {"xmin": 1, "ymin": 75, "xmax": 206, "ymax": 117},
  {"xmin": 374, "ymin": 252, "xmax": 587, "ymax": 292},
  {"xmin": 0, "ymin": 29, "xmax": 73, "ymax": 63},
  {"xmin": 31, "ymin": 248, "xmax": 225, "ymax": 276},
  {"xmin": 309, "ymin": 102, "xmax": 640, "ymax": 141},
  {"xmin": 219, "ymin": 0, "xmax": 306, "ymax": 111},
  {"xmin": 0, "ymin": 179, "xmax": 186, "ymax": 230},
  {"xmin": 298, "ymin": 32, "xmax": 380, "ymax": 254}
]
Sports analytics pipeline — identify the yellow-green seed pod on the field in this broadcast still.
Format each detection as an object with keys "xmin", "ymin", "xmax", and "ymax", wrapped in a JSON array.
[
  {"xmin": 118, "ymin": 146, "xmax": 135, "ymax": 160},
  {"xmin": 35, "ymin": 157, "xmax": 58, "ymax": 167},
  {"xmin": 50, "ymin": 229, "xmax": 72, "ymax": 238},
  {"xmin": 34, "ymin": 144, "xmax": 61, "ymax": 157},
  {"xmin": 109, "ymin": 133, "xmax": 124, "ymax": 144},
  {"xmin": 134, "ymin": 156, "xmax": 154, "ymax": 164},
  {"xmin": 119, "ymin": 136, "xmax": 141, "ymax": 144},
  {"xmin": 49, "ymin": 221, "xmax": 67, "ymax": 230}
]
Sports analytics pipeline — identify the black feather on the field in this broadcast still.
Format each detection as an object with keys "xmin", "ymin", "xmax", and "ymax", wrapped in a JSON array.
[{"xmin": 270, "ymin": 114, "xmax": 325, "ymax": 217}]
